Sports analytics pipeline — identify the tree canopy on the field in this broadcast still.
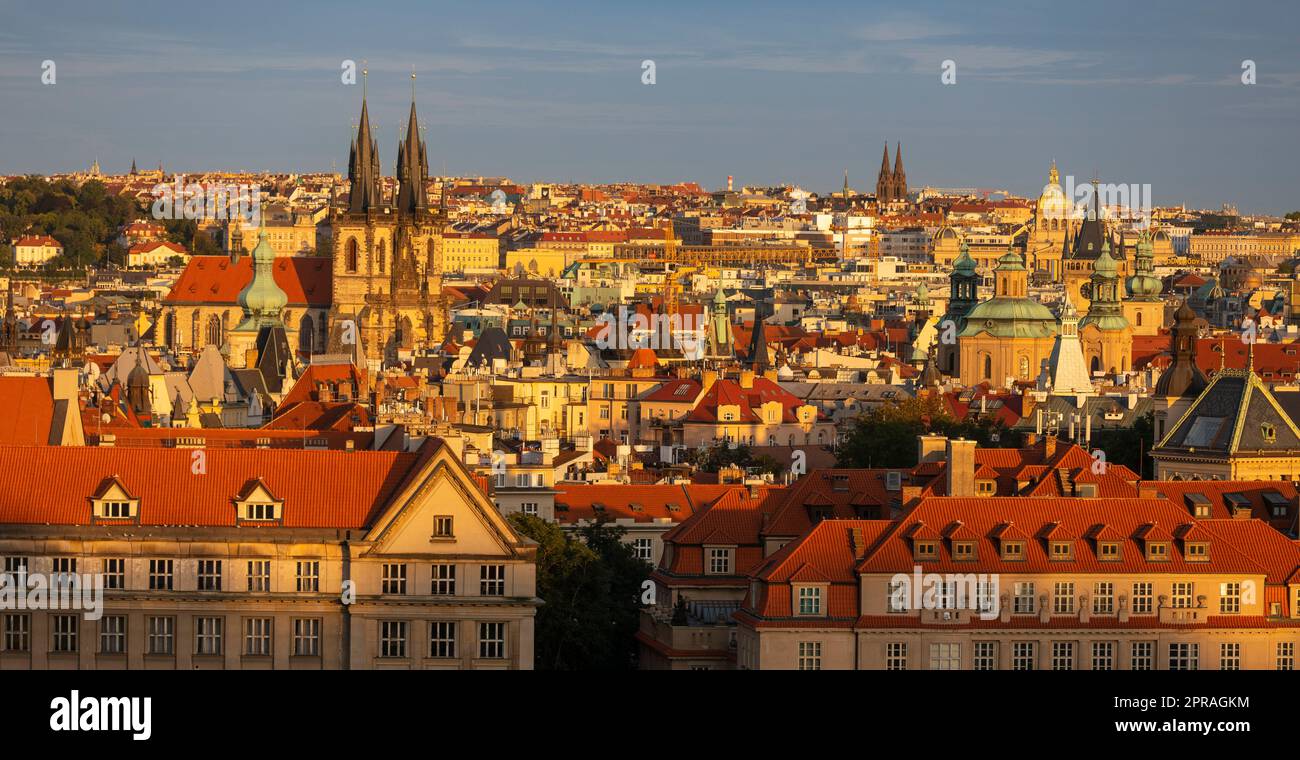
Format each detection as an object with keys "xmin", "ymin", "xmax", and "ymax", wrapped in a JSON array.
[{"xmin": 837, "ymin": 394, "xmax": 1020, "ymax": 468}]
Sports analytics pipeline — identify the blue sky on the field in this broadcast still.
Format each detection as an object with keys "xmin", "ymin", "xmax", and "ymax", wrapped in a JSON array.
[{"xmin": 2, "ymin": 0, "xmax": 1298, "ymax": 213}]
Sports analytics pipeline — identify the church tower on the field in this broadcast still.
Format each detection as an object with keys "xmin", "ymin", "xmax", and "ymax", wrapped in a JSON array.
[
  {"xmin": 891, "ymin": 143, "xmax": 907, "ymax": 203},
  {"xmin": 1122, "ymin": 230, "xmax": 1164, "ymax": 336},
  {"xmin": 1078, "ymin": 241, "xmax": 1132, "ymax": 376},
  {"xmin": 875, "ymin": 143, "xmax": 894, "ymax": 204},
  {"xmin": 330, "ymin": 72, "xmax": 448, "ymax": 369},
  {"xmin": 937, "ymin": 240, "xmax": 980, "ymax": 376}
]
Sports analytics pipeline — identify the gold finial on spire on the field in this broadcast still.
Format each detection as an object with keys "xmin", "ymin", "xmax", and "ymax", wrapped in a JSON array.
[
  {"xmin": 1247, "ymin": 336, "xmax": 1255, "ymax": 374},
  {"xmin": 361, "ymin": 60, "xmax": 368, "ymax": 98}
]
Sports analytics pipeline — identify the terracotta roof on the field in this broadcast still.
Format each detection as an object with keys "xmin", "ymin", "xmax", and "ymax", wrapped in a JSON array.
[
  {"xmin": 163, "ymin": 255, "xmax": 331, "ymax": 306},
  {"xmin": 0, "ymin": 376, "xmax": 55, "ymax": 444},
  {"xmin": 0, "ymin": 443, "xmax": 424, "ymax": 528}
]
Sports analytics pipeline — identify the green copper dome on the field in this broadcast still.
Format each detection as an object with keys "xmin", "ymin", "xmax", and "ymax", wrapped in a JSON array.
[
  {"xmin": 953, "ymin": 241, "xmax": 977, "ymax": 273},
  {"xmin": 996, "ymin": 246, "xmax": 1026, "ymax": 271},
  {"xmin": 235, "ymin": 223, "xmax": 288, "ymax": 331},
  {"xmin": 958, "ymin": 297, "xmax": 1058, "ymax": 338},
  {"xmin": 1093, "ymin": 243, "xmax": 1118, "ymax": 276}
]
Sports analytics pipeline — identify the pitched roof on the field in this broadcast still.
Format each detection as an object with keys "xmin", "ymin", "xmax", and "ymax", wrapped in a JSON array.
[{"xmin": 163, "ymin": 255, "xmax": 331, "ymax": 306}]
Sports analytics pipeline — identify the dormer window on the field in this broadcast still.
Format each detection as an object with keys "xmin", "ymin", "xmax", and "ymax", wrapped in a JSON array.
[
  {"xmin": 1001, "ymin": 541, "xmax": 1025, "ymax": 561},
  {"xmin": 976, "ymin": 480, "xmax": 995, "ymax": 495},
  {"xmin": 1262, "ymin": 422, "xmax": 1277, "ymax": 444},
  {"xmin": 952, "ymin": 541, "xmax": 976, "ymax": 561},
  {"xmin": 1098, "ymin": 541, "xmax": 1121, "ymax": 561},
  {"xmin": 1185, "ymin": 542, "xmax": 1209, "ymax": 561},
  {"xmin": 1146, "ymin": 542, "xmax": 1170, "ymax": 561},
  {"xmin": 433, "ymin": 516, "xmax": 454, "ymax": 538},
  {"xmin": 796, "ymin": 586, "xmax": 824, "ymax": 616},
  {"xmin": 234, "ymin": 480, "xmax": 284, "ymax": 523},
  {"xmin": 1049, "ymin": 541, "xmax": 1073, "ymax": 561},
  {"xmin": 913, "ymin": 540, "xmax": 938, "ymax": 561},
  {"xmin": 91, "ymin": 477, "xmax": 140, "ymax": 522}
]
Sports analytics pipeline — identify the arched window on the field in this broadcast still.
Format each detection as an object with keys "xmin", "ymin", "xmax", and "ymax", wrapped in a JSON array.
[
  {"xmin": 1019, "ymin": 355, "xmax": 1029, "ymax": 378},
  {"xmin": 345, "ymin": 238, "xmax": 358, "ymax": 272},
  {"xmin": 205, "ymin": 314, "xmax": 224, "ymax": 347},
  {"xmin": 299, "ymin": 314, "xmax": 315, "ymax": 353},
  {"xmin": 377, "ymin": 240, "xmax": 386, "ymax": 273},
  {"xmin": 1091, "ymin": 356, "xmax": 1101, "ymax": 374},
  {"xmin": 1136, "ymin": 312, "xmax": 1143, "ymax": 327},
  {"xmin": 983, "ymin": 355, "xmax": 992, "ymax": 379}
]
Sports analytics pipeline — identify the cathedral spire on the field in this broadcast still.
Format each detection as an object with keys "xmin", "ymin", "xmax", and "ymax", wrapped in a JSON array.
[
  {"xmin": 396, "ymin": 72, "xmax": 430, "ymax": 215},
  {"xmin": 347, "ymin": 71, "xmax": 383, "ymax": 214}
]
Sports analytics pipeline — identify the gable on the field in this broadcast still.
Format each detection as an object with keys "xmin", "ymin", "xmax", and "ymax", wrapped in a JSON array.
[{"xmin": 364, "ymin": 448, "xmax": 525, "ymax": 558}]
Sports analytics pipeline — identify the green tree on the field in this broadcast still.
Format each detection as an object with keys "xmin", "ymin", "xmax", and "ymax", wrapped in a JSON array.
[
  {"xmin": 507, "ymin": 513, "xmax": 648, "ymax": 670},
  {"xmin": 689, "ymin": 442, "xmax": 783, "ymax": 475},
  {"xmin": 837, "ymin": 394, "xmax": 1019, "ymax": 468},
  {"xmin": 1091, "ymin": 412, "xmax": 1156, "ymax": 479}
]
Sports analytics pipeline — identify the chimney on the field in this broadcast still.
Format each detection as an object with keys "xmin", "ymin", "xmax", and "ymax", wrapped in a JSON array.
[
  {"xmin": 1043, "ymin": 432, "xmax": 1057, "ymax": 459},
  {"xmin": 1137, "ymin": 482, "xmax": 1159, "ymax": 499},
  {"xmin": 917, "ymin": 434, "xmax": 948, "ymax": 464},
  {"xmin": 739, "ymin": 370, "xmax": 755, "ymax": 389},
  {"xmin": 1025, "ymin": 432, "xmax": 1038, "ymax": 447},
  {"xmin": 701, "ymin": 369, "xmax": 718, "ymax": 392},
  {"xmin": 945, "ymin": 438, "xmax": 976, "ymax": 497},
  {"xmin": 1232, "ymin": 504, "xmax": 1252, "ymax": 520}
]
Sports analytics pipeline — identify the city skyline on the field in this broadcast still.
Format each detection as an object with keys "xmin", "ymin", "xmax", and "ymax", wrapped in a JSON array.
[{"xmin": 2, "ymin": 0, "xmax": 1299, "ymax": 213}]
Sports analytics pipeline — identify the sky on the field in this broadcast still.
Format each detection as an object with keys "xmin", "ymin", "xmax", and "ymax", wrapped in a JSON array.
[{"xmin": 1, "ymin": 0, "xmax": 1298, "ymax": 213}]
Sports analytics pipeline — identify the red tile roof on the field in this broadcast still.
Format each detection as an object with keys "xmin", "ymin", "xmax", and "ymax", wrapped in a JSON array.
[
  {"xmin": 163, "ymin": 255, "xmax": 331, "ymax": 306},
  {"xmin": 0, "ymin": 377, "xmax": 55, "ymax": 444},
  {"xmin": 0, "ymin": 443, "xmax": 425, "ymax": 528}
]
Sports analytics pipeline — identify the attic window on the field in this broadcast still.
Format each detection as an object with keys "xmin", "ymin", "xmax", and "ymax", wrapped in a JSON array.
[
  {"xmin": 1262, "ymin": 423, "xmax": 1277, "ymax": 444},
  {"xmin": 1184, "ymin": 542, "xmax": 1209, "ymax": 561},
  {"xmin": 1049, "ymin": 541, "xmax": 1073, "ymax": 561},
  {"xmin": 976, "ymin": 480, "xmax": 995, "ymax": 495},
  {"xmin": 952, "ymin": 541, "xmax": 976, "ymax": 561},
  {"xmin": 913, "ymin": 540, "xmax": 938, "ymax": 560},
  {"xmin": 831, "ymin": 475, "xmax": 849, "ymax": 492},
  {"xmin": 1098, "ymin": 541, "xmax": 1121, "ymax": 560},
  {"xmin": 1146, "ymin": 542, "xmax": 1170, "ymax": 561},
  {"xmin": 240, "ymin": 502, "xmax": 280, "ymax": 521},
  {"xmin": 1000, "ymin": 541, "xmax": 1025, "ymax": 561}
]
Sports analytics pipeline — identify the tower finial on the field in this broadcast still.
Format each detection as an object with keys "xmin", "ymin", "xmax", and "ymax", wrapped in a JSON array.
[
  {"xmin": 1247, "ymin": 337, "xmax": 1255, "ymax": 373},
  {"xmin": 361, "ymin": 60, "xmax": 368, "ymax": 98}
]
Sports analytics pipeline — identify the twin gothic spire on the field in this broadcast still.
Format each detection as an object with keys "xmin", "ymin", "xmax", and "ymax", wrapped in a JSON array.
[{"xmin": 345, "ymin": 72, "xmax": 430, "ymax": 215}]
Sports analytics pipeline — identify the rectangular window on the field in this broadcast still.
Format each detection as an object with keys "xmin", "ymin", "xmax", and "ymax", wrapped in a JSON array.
[
  {"xmin": 633, "ymin": 538, "xmax": 653, "ymax": 562},
  {"xmin": 1220, "ymin": 582, "xmax": 1241, "ymax": 614},
  {"xmin": 1053, "ymin": 582, "xmax": 1075, "ymax": 614},
  {"xmin": 102, "ymin": 558, "xmax": 125, "ymax": 589},
  {"xmin": 1051, "ymin": 641, "xmax": 1075, "ymax": 670},
  {"xmin": 1131, "ymin": 582, "xmax": 1153, "ymax": 614},
  {"xmin": 296, "ymin": 561, "xmax": 320, "ymax": 592},
  {"xmin": 520, "ymin": 502, "xmax": 538, "ymax": 517},
  {"xmin": 292, "ymin": 619, "xmax": 320, "ymax": 657},
  {"xmin": 197, "ymin": 559, "xmax": 222, "ymax": 591},
  {"xmin": 707, "ymin": 548, "xmax": 732, "ymax": 575},
  {"xmin": 52, "ymin": 557, "xmax": 77, "ymax": 588},
  {"xmin": 1171, "ymin": 582, "xmax": 1194, "ymax": 609},
  {"xmin": 480, "ymin": 564, "xmax": 505, "ymax": 596},
  {"xmin": 798, "ymin": 586, "xmax": 823, "ymax": 616},
  {"xmin": 973, "ymin": 641, "xmax": 997, "ymax": 670},
  {"xmin": 1277, "ymin": 642, "xmax": 1294, "ymax": 670},
  {"xmin": 1092, "ymin": 641, "xmax": 1115, "ymax": 671},
  {"xmin": 244, "ymin": 618, "xmax": 272, "ymax": 656},
  {"xmin": 99, "ymin": 615, "xmax": 126, "ymax": 654},
  {"xmin": 478, "ymin": 622, "xmax": 505, "ymax": 659},
  {"xmin": 147, "ymin": 616, "xmax": 174, "ymax": 655},
  {"xmin": 247, "ymin": 560, "xmax": 271, "ymax": 592},
  {"xmin": 51, "ymin": 614, "xmax": 79, "ymax": 653},
  {"xmin": 2, "ymin": 556, "xmax": 28, "ymax": 575},
  {"xmin": 1220, "ymin": 642, "xmax": 1241, "ymax": 671},
  {"xmin": 430, "ymin": 621, "xmax": 457, "ymax": 659},
  {"xmin": 433, "ymin": 516, "xmax": 454, "ymax": 538},
  {"xmin": 798, "ymin": 641, "xmax": 821, "ymax": 670},
  {"xmin": 928, "ymin": 642, "xmax": 960, "ymax": 670},
  {"xmin": 1011, "ymin": 642, "xmax": 1036, "ymax": 670},
  {"xmin": 380, "ymin": 621, "xmax": 408, "ymax": 658},
  {"xmin": 1013, "ymin": 582, "xmax": 1035, "ymax": 614},
  {"xmin": 1093, "ymin": 582, "xmax": 1114, "ymax": 615},
  {"xmin": 383, "ymin": 563, "xmax": 408, "ymax": 595},
  {"xmin": 885, "ymin": 642, "xmax": 908, "ymax": 670},
  {"xmin": 431, "ymin": 564, "xmax": 456, "ymax": 595},
  {"xmin": 148, "ymin": 559, "xmax": 173, "ymax": 591},
  {"xmin": 194, "ymin": 617, "xmax": 223, "ymax": 656},
  {"xmin": 2, "ymin": 613, "xmax": 30, "ymax": 652},
  {"xmin": 1169, "ymin": 642, "xmax": 1199, "ymax": 671},
  {"xmin": 1131, "ymin": 640, "xmax": 1155, "ymax": 670}
]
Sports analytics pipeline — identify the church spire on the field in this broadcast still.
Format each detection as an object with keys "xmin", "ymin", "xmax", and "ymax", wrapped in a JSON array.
[
  {"xmin": 347, "ymin": 68, "xmax": 383, "ymax": 214},
  {"xmin": 395, "ymin": 71, "xmax": 430, "ymax": 215}
]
